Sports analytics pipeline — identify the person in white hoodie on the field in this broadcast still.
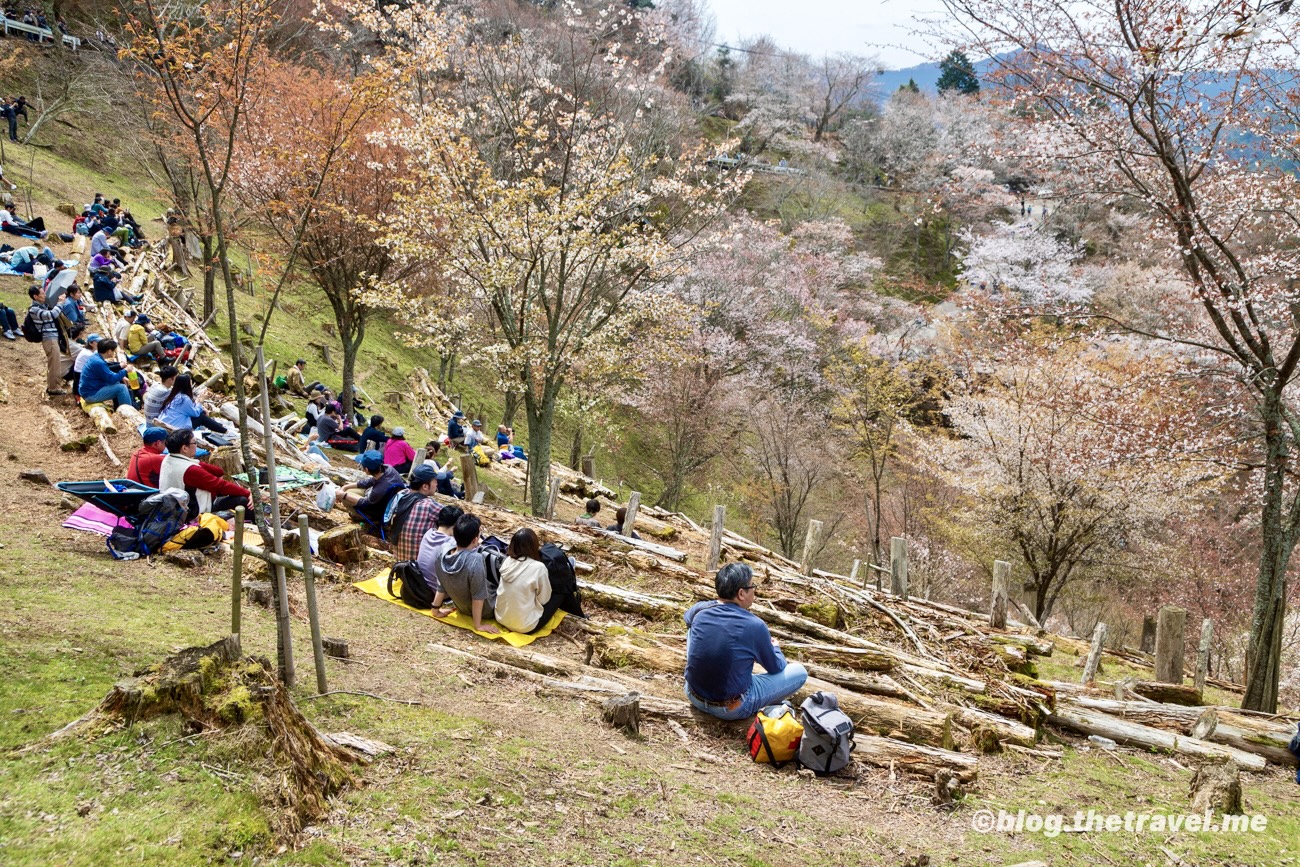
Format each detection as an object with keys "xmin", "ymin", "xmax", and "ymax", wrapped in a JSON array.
[{"xmin": 495, "ymin": 528, "xmax": 558, "ymax": 634}]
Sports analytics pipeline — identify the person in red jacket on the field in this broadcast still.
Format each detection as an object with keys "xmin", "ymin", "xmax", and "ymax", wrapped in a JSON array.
[
  {"xmin": 159, "ymin": 428, "xmax": 251, "ymax": 519},
  {"xmin": 126, "ymin": 427, "xmax": 170, "ymax": 488}
]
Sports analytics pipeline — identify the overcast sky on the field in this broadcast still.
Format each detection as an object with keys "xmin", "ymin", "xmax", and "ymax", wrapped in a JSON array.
[{"xmin": 705, "ymin": 0, "xmax": 943, "ymax": 70}]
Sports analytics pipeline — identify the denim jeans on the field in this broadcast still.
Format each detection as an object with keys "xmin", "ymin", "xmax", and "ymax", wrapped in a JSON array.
[
  {"xmin": 684, "ymin": 662, "xmax": 808, "ymax": 721},
  {"xmin": 84, "ymin": 383, "xmax": 133, "ymax": 408}
]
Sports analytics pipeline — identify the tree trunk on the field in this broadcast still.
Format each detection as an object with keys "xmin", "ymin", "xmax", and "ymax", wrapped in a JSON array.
[
  {"xmin": 524, "ymin": 384, "xmax": 558, "ymax": 516},
  {"xmin": 568, "ymin": 424, "xmax": 583, "ymax": 471},
  {"xmin": 854, "ymin": 735, "xmax": 979, "ymax": 782},
  {"xmin": 201, "ymin": 234, "xmax": 217, "ymax": 320},
  {"xmin": 501, "ymin": 388, "xmax": 520, "ymax": 428},
  {"xmin": 340, "ymin": 318, "xmax": 364, "ymax": 422}
]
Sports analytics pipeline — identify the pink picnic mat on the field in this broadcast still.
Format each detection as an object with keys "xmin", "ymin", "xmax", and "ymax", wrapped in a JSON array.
[{"xmin": 62, "ymin": 503, "xmax": 133, "ymax": 536}]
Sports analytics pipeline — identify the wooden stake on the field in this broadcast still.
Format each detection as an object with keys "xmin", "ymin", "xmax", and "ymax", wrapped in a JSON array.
[
  {"xmin": 231, "ymin": 506, "xmax": 244, "ymax": 637},
  {"xmin": 623, "ymin": 491, "xmax": 641, "ymax": 538},
  {"xmin": 1082, "ymin": 621, "xmax": 1107, "ymax": 685},
  {"xmin": 300, "ymin": 515, "xmax": 327, "ymax": 695},
  {"xmin": 546, "ymin": 476, "xmax": 560, "ymax": 520},
  {"xmin": 706, "ymin": 504, "xmax": 726, "ymax": 572},
  {"xmin": 848, "ymin": 559, "xmax": 861, "ymax": 587},
  {"xmin": 800, "ymin": 519, "xmax": 824, "ymax": 576},
  {"xmin": 990, "ymin": 560, "xmax": 1011, "ymax": 629},
  {"xmin": 459, "ymin": 453, "xmax": 479, "ymax": 500},
  {"xmin": 1194, "ymin": 617, "xmax": 1213, "ymax": 694},
  {"xmin": 890, "ymin": 536, "xmax": 909, "ymax": 600},
  {"xmin": 1140, "ymin": 615, "xmax": 1157, "ymax": 654},
  {"xmin": 1154, "ymin": 605, "xmax": 1186, "ymax": 684},
  {"xmin": 257, "ymin": 346, "xmax": 294, "ymax": 687},
  {"xmin": 407, "ymin": 447, "xmax": 426, "ymax": 482},
  {"xmin": 581, "ymin": 454, "xmax": 594, "ymax": 479}
]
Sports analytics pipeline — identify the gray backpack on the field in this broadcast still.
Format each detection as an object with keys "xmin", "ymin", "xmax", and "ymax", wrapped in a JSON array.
[{"xmin": 797, "ymin": 691, "xmax": 855, "ymax": 775}]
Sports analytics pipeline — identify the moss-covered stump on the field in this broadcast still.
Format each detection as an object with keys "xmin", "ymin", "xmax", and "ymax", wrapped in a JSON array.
[{"xmin": 47, "ymin": 636, "xmax": 360, "ymax": 837}]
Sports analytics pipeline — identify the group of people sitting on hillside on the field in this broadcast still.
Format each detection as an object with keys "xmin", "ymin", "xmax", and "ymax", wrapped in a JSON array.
[{"xmin": 126, "ymin": 427, "xmax": 250, "ymax": 521}]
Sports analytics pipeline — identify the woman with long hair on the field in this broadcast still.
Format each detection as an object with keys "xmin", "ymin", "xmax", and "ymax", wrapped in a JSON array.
[
  {"xmin": 157, "ymin": 373, "xmax": 228, "ymax": 433},
  {"xmin": 495, "ymin": 528, "xmax": 561, "ymax": 633}
]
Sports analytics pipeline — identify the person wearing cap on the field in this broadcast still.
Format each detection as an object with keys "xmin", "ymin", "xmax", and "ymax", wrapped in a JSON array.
[
  {"xmin": 683, "ymin": 563, "xmax": 807, "ymax": 720},
  {"xmin": 357, "ymin": 414, "xmax": 388, "ymax": 454},
  {"xmin": 285, "ymin": 358, "xmax": 309, "ymax": 396},
  {"xmin": 447, "ymin": 411, "xmax": 467, "ymax": 449},
  {"xmin": 340, "ymin": 449, "xmax": 406, "ymax": 530},
  {"xmin": 389, "ymin": 464, "xmax": 442, "ymax": 562},
  {"xmin": 464, "ymin": 419, "xmax": 489, "ymax": 450},
  {"xmin": 113, "ymin": 309, "xmax": 135, "ymax": 345},
  {"xmin": 126, "ymin": 313, "xmax": 165, "ymax": 363},
  {"xmin": 126, "ymin": 427, "xmax": 171, "ymax": 488},
  {"xmin": 383, "ymin": 427, "xmax": 416, "ymax": 475},
  {"xmin": 142, "ymin": 366, "xmax": 179, "ymax": 423},
  {"xmin": 71, "ymin": 332, "xmax": 102, "ymax": 382}
]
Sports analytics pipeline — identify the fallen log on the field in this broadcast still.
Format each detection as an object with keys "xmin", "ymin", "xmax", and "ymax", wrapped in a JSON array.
[
  {"xmin": 853, "ymin": 735, "xmax": 979, "ymax": 783},
  {"xmin": 593, "ymin": 528, "xmax": 688, "ymax": 563},
  {"xmin": 1132, "ymin": 681, "xmax": 1203, "ymax": 706},
  {"xmin": 1048, "ymin": 704, "xmax": 1268, "ymax": 771},
  {"xmin": 42, "ymin": 406, "xmax": 95, "ymax": 452},
  {"xmin": 1066, "ymin": 698, "xmax": 1298, "ymax": 766},
  {"xmin": 943, "ymin": 703, "xmax": 1039, "ymax": 751},
  {"xmin": 114, "ymin": 403, "xmax": 147, "ymax": 430},
  {"xmin": 804, "ymin": 665, "xmax": 921, "ymax": 703},
  {"xmin": 797, "ymin": 677, "xmax": 953, "ymax": 748},
  {"xmin": 79, "ymin": 399, "xmax": 118, "ymax": 435},
  {"xmin": 578, "ymin": 580, "xmax": 684, "ymax": 620},
  {"xmin": 781, "ymin": 642, "xmax": 896, "ymax": 672}
]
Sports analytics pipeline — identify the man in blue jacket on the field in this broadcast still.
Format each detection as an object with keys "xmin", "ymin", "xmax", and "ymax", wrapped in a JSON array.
[
  {"xmin": 447, "ymin": 410, "xmax": 467, "ymax": 450},
  {"xmin": 683, "ymin": 563, "xmax": 807, "ymax": 720},
  {"xmin": 78, "ymin": 338, "xmax": 135, "ymax": 408}
]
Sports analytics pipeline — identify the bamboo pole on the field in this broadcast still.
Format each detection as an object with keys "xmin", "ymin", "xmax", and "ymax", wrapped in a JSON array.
[
  {"xmin": 230, "ymin": 506, "xmax": 244, "ymax": 636},
  {"xmin": 300, "ymin": 515, "xmax": 327, "ymax": 695},
  {"xmin": 257, "ymin": 346, "xmax": 294, "ymax": 687},
  {"xmin": 241, "ymin": 542, "xmax": 330, "ymax": 579}
]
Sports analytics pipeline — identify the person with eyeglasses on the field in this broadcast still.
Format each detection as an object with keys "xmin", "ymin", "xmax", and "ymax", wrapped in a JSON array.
[{"xmin": 682, "ymin": 563, "xmax": 807, "ymax": 720}]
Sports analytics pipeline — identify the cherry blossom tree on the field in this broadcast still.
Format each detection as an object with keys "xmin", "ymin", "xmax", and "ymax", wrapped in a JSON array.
[
  {"xmin": 942, "ymin": 0, "xmax": 1300, "ymax": 710},
  {"xmin": 384, "ymin": 4, "xmax": 738, "ymax": 515},
  {"xmin": 959, "ymin": 221, "xmax": 1093, "ymax": 304}
]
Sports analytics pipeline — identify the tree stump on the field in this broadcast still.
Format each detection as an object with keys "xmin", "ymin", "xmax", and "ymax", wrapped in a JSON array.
[
  {"xmin": 933, "ymin": 768, "xmax": 964, "ymax": 808},
  {"xmin": 318, "ymin": 524, "xmax": 366, "ymax": 565},
  {"xmin": 1154, "ymin": 605, "xmax": 1187, "ymax": 684},
  {"xmin": 601, "ymin": 692, "xmax": 641, "ymax": 736},
  {"xmin": 1140, "ymin": 616, "xmax": 1157, "ymax": 653},
  {"xmin": 322, "ymin": 637, "xmax": 350, "ymax": 659},
  {"xmin": 243, "ymin": 580, "xmax": 274, "ymax": 608},
  {"xmin": 19, "ymin": 469, "xmax": 51, "ymax": 486},
  {"xmin": 1189, "ymin": 758, "xmax": 1243, "ymax": 814},
  {"xmin": 45, "ymin": 636, "xmax": 360, "ymax": 838}
]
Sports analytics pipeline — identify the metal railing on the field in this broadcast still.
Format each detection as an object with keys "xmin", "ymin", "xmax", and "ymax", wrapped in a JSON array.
[{"xmin": 0, "ymin": 17, "xmax": 81, "ymax": 50}]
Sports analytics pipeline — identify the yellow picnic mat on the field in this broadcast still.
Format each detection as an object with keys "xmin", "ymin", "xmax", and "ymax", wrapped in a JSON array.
[{"xmin": 354, "ymin": 571, "xmax": 564, "ymax": 647}]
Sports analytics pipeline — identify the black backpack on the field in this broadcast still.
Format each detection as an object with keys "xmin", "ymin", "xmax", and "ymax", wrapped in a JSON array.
[
  {"xmin": 482, "ymin": 548, "xmax": 504, "ymax": 592},
  {"xmin": 383, "ymin": 489, "xmax": 426, "ymax": 538},
  {"xmin": 20, "ymin": 308, "xmax": 42, "ymax": 343},
  {"xmin": 107, "ymin": 492, "xmax": 187, "ymax": 560},
  {"xmin": 388, "ymin": 560, "xmax": 435, "ymax": 609},
  {"xmin": 540, "ymin": 542, "xmax": 585, "ymax": 616}
]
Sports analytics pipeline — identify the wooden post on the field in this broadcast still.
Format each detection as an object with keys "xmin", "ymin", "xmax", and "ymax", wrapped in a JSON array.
[
  {"xmin": 581, "ymin": 454, "xmax": 594, "ymax": 479},
  {"xmin": 849, "ymin": 559, "xmax": 861, "ymax": 587},
  {"xmin": 257, "ymin": 346, "xmax": 294, "ymax": 687},
  {"xmin": 706, "ymin": 504, "xmax": 726, "ymax": 572},
  {"xmin": 408, "ymin": 447, "xmax": 426, "ymax": 481},
  {"xmin": 1154, "ymin": 605, "xmax": 1187, "ymax": 684},
  {"xmin": 800, "ymin": 519, "xmax": 824, "ymax": 576},
  {"xmin": 300, "ymin": 515, "xmax": 327, "ymax": 695},
  {"xmin": 546, "ymin": 476, "xmax": 561, "ymax": 520},
  {"xmin": 990, "ymin": 560, "xmax": 1011, "ymax": 629},
  {"xmin": 459, "ymin": 454, "xmax": 479, "ymax": 500},
  {"xmin": 1082, "ymin": 621, "xmax": 1107, "ymax": 685},
  {"xmin": 622, "ymin": 492, "xmax": 641, "ymax": 538},
  {"xmin": 1140, "ymin": 616, "xmax": 1157, "ymax": 654},
  {"xmin": 1194, "ymin": 617, "xmax": 1213, "ymax": 695},
  {"xmin": 230, "ymin": 506, "xmax": 244, "ymax": 637},
  {"xmin": 890, "ymin": 536, "xmax": 909, "ymax": 600}
]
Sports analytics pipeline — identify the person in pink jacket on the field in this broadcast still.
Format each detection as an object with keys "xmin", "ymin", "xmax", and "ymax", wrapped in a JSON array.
[{"xmin": 383, "ymin": 427, "xmax": 416, "ymax": 474}]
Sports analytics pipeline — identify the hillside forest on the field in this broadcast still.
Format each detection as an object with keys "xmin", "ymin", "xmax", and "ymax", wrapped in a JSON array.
[{"xmin": 4, "ymin": 0, "xmax": 1300, "ymax": 713}]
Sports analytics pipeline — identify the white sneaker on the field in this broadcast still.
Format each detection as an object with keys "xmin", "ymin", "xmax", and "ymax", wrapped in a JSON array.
[{"xmin": 2, "ymin": 330, "xmax": 15, "ymax": 340}]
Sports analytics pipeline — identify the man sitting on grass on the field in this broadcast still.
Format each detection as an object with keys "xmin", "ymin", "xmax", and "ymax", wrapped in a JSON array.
[{"xmin": 432, "ymin": 513, "xmax": 499, "ymax": 635}]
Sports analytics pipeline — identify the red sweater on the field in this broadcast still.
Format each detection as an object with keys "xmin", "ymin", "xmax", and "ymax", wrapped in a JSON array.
[{"xmin": 128, "ymin": 447, "xmax": 250, "ymax": 498}]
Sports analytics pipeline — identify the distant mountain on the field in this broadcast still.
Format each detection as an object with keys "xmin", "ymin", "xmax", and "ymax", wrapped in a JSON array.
[{"xmin": 872, "ymin": 55, "xmax": 1001, "ymax": 102}]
